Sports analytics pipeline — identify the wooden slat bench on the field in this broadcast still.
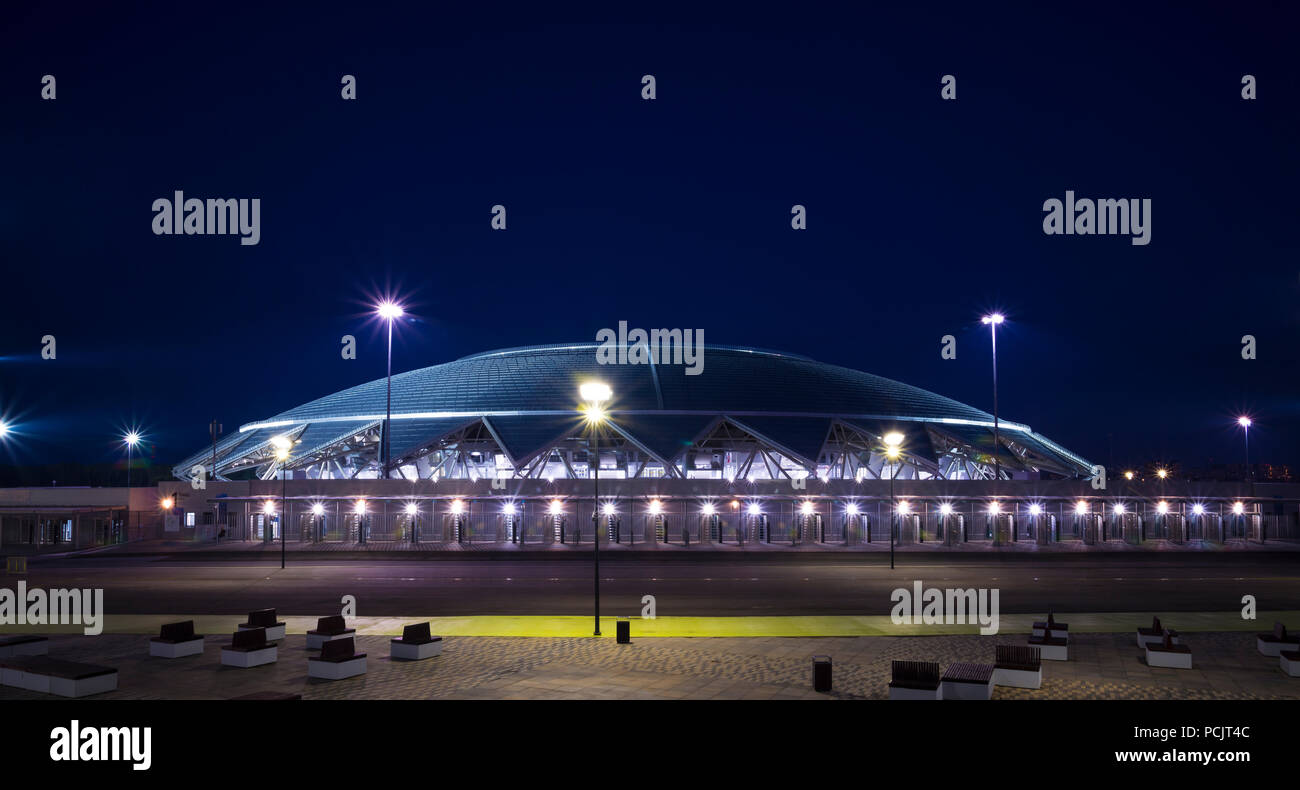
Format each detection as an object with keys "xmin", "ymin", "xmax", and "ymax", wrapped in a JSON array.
[
  {"xmin": 888, "ymin": 660, "xmax": 942, "ymax": 700},
  {"xmin": 149, "ymin": 620, "xmax": 205, "ymax": 658},
  {"xmin": 390, "ymin": 622, "xmax": 443, "ymax": 661},
  {"xmin": 307, "ymin": 636, "xmax": 367, "ymax": 680},
  {"xmin": 1137, "ymin": 616, "xmax": 1167, "ymax": 648},
  {"xmin": 941, "ymin": 661, "xmax": 994, "ymax": 700},
  {"xmin": 994, "ymin": 644, "xmax": 1042, "ymax": 689},
  {"xmin": 221, "ymin": 627, "xmax": 278, "ymax": 668},
  {"xmin": 238, "ymin": 609, "xmax": 286, "ymax": 642},
  {"xmin": 1280, "ymin": 645, "xmax": 1300, "ymax": 677},
  {"xmin": 1257, "ymin": 622, "xmax": 1300, "ymax": 657},
  {"xmin": 0, "ymin": 635, "xmax": 49, "ymax": 659},
  {"xmin": 1028, "ymin": 631, "xmax": 1069, "ymax": 661},
  {"xmin": 306, "ymin": 615, "xmax": 356, "ymax": 650},
  {"xmin": 1031, "ymin": 612, "xmax": 1069, "ymax": 641},
  {"xmin": 0, "ymin": 656, "xmax": 117, "ymax": 697},
  {"xmin": 1145, "ymin": 632, "xmax": 1192, "ymax": 669}
]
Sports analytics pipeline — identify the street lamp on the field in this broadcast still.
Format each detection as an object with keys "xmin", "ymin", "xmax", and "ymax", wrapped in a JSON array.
[
  {"xmin": 1237, "ymin": 416, "xmax": 1252, "ymax": 483},
  {"xmin": 355, "ymin": 498, "xmax": 367, "ymax": 544},
  {"xmin": 580, "ymin": 380, "xmax": 612, "ymax": 636},
  {"xmin": 272, "ymin": 435, "xmax": 291, "ymax": 569},
  {"xmin": 981, "ymin": 313, "xmax": 1005, "ymax": 481},
  {"xmin": 405, "ymin": 501, "xmax": 418, "ymax": 543},
  {"xmin": 122, "ymin": 431, "xmax": 141, "ymax": 544},
  {"xmin": 376, "ymin": 301, "xmax": 404, "ymax": 479},
  {"xmin": 883, "ymin": 431, "xmax": 904, "ymax": 569},
  {"xmin": 311, "ymin": 502, "xmax": 325, "ymax": 543}
]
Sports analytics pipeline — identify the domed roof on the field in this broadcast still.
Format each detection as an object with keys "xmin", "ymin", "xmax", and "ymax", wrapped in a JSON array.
[
  {"xmin": 263, "ymin": 343, "xmax": 996, "ymax": 425},
  {"xmin": 178, "ymin": 344, "xmax": 1089, "ymax": 478}
]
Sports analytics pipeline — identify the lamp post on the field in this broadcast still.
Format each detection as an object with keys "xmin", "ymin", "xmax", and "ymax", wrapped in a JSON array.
[
  {"xmin": 123, "ymin": 431, "xmax": 141, "ymax": 544},
  {"xmin": 883, "ymin": 431, "xmax": 904, "ymax": 570},
  {"xmin": 981, "ymin": 313, "xmax": 1004, "ymax": 481},
  {"xmin": 312, "ymin": 502, "xmax": 325, "ymax": 543},
  {"xmin": 273, "ymin": 436, "xmax": 291, "ymax": 569},
  {"xmin": 580, "ymin": 381, "xmax": 612, "ymax": 637},
  {"xmin": 376, "ymin": 301, "xmax": 404, "ymax": 479},
  {"xmin": 1237, "ymin": 416, "xmax": 1252, "ymax": 483}
]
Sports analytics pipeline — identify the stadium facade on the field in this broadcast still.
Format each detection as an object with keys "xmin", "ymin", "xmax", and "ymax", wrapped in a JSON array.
[{"xmin": 145, "ymin": 343, "xmax": 1288, "ymax": 548}]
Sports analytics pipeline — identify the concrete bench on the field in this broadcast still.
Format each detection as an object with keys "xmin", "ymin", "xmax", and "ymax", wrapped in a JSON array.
[
  {"xmin": 888, "ymin": 660, "xmax": 942, "ymax": 700},
  {"xmin": 0, "ymin": 635, "xmax": 49, "ymax": 659},
  {"xmin": 238, "ymin": 608, "xmax": 286, "ymax": 642},
  {"xmin": 1280, "ymin": 648, "xmax": 1300, "ymax": 678},
  {"xmin": 1031, "ymin": 613, "xmax": 1069, "ymax": 641},
  {"xmin": 0, "ymin": 656, "xmax": 117, "ymax": 697},
  {"xmin": 1257, "ymin": 622, "xmax": 1300, "ymax": 657},
  {"xmin": 305, "ymin": 615, "xmax": 355, "ymax": 650},
  {"xmin": 390, "ymin": 622, "xmax": 443, "ymax": 661},
  {"xmin": 149, "ymin": 620, "xmax": 205, "ymax": 658},
  {"xmin": 1145, "ymin": 634, "xmax": 1192, "ymax": 669},
  {"xmin": 221, "ymin": 627, "xmax": 277, "ymax": 668},
  {"xmin": 307, "ymin": 636, "xmax": 367, "ymax": 680},
  {"xmin": 941, "ymin": 662, "xmax": 994, "ymax": 700},
  {"xmin": 994, "ymin": 645, "xmax": 1042, "ymax": 689},
  {"xmin": 1137, "ymin": 616, "xmax": 1168, "ymax": 648},
  {"xmin": 1028, "ymin": 632, "xmax": 1069, "ymax": 661}
]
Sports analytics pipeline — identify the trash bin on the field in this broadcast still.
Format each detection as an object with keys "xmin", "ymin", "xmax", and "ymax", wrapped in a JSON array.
[
  {"xmin": 812, "ymin": 655, "xmax": 832, "ymax": 692},
  {"xmin": 616, "ymin": 618, "xmax": 631, "ymax": 644}
]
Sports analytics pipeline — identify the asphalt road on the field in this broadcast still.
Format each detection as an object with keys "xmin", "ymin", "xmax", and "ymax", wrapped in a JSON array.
[{"xmin": 13, "ymin": 553, "xmax": 1299, "ymax": 617}]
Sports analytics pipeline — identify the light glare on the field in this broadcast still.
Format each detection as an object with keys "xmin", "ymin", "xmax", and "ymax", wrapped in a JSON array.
[{"xmin": 579, "ymin": 382, "xmax": 612, "ymax": 403}]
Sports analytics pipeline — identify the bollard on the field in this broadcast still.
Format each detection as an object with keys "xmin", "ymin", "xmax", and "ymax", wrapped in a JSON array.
[
  {"xmin": 812, "ymin": 655, "xmax": 832, "ymax": 692},
  {"xmin": 616, "ymin": 619, "xmax": 631, "ymax": 644}
]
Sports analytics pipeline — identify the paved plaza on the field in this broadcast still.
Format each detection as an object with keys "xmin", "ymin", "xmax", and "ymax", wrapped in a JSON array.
[{"xmin": 3, "ymin": 630, "xmax": 1296, "ymax": 701}]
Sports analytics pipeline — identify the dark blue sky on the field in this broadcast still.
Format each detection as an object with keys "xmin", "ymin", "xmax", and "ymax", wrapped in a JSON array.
[{"xmin": 1, "ymin": 1, "xmax": 1296, "ymax": 475}]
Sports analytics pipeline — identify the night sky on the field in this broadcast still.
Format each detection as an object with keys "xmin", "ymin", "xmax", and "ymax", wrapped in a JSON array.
[{"xmin": 1, "ymin": 2, "xmax": 1297, "ymax": 476}]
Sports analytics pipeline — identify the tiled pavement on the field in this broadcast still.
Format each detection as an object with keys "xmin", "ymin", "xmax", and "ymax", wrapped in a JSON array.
[{"xmin": 2, "ymin": 631, "xmax": 1296, "ymax": 700}]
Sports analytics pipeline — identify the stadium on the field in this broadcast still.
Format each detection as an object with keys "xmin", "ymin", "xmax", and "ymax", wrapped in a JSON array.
[
  {"xmin": 175, "ymin": 343, "xmax": 1090, "ymax": 484},
  {"xmin": 157, "ymin": 343, "xmax": 1276, "ymax": 547}
]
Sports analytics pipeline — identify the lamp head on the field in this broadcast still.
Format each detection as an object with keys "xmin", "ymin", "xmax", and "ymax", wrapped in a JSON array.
[{"xmin": 579, "ymin": 381, "xmax": 612, "ymax": 404}]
